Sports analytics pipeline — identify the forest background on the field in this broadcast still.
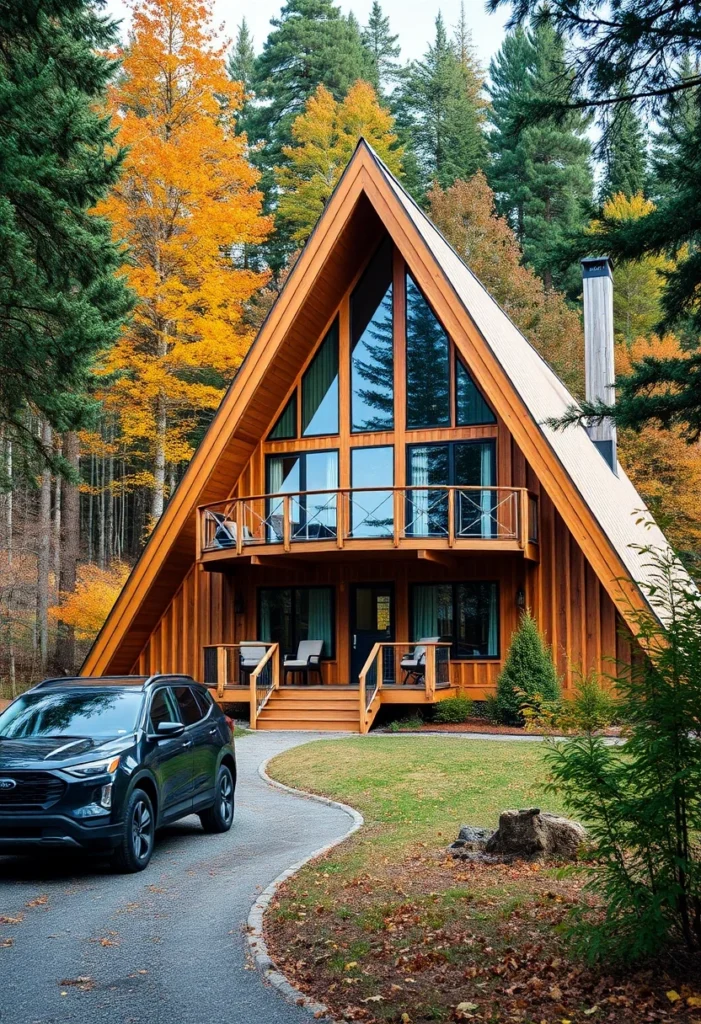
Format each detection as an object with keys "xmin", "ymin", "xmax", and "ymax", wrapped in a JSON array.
[{"xmin": 1, "ymin": 0, "xmax": 698, "ymax": 693}]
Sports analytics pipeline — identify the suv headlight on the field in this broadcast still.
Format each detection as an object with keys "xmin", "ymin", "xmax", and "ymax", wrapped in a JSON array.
[{"xmin": 64, "ymin": 755, "xmax": 121, "ymax": 778}]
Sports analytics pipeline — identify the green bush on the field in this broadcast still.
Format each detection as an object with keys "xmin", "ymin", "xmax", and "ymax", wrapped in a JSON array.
[
  {"xmin": 433, "ymin": 696, "xmax": 473, "ymax": 724},
  {"xmin": 386, "ymin": 713, "xmax": 423, "ymax": 732},
  {"xmin": 561, "ymin": 673, "xmax": 618, "ymax": 733},
  {"xmin": 496, "ymin": 610, "xmax": 560, "ymax": 725},
  {"xmin": 482, "ymin": 694, "xmax": 501, "ymax": 725}
]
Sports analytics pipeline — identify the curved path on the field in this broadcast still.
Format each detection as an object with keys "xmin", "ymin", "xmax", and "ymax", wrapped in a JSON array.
[{"xmin": 0, "ymin": 732, "xmax": 352, "ymax": 1024}]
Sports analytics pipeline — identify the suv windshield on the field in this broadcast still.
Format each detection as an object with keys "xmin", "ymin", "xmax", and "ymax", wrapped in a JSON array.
[{"xmin": 0, "ymin": 690, "xmax": 143, "ymax": 740}]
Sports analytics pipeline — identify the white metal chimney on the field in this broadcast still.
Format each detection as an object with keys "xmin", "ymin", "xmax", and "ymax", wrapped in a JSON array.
[{"xmin": 581, "ymin": 256, "xmax": 617, "ymax": 473}]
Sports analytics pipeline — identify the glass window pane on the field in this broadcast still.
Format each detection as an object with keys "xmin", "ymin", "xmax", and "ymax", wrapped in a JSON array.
[
  {"xmin": 173, "ymin": 686, "xmax": 203, "ymax": 725},
  {"xmin": 269, "ymin": 393, "xmax": 297, "ymax": 439},
  {"xmin": 456, "ymin": 359, "xmax": 495, "ymax": 425},
  {"xmin": 412, "ymin": 584, "xmax": 453, "ymax": 641},
  {"xmin": 351, "ymin": 446, "xmax": 394, "ymax": 538},
  {"xmin": 351, "ymin": 239, "xmax": 394, "ymax": 432},
  {"xmin": 302, "ymin": 320, "xmax": 339, "ymax": 436},
  {"xmin": 259, "ymin": 589, "xmax": 293, "ymax": 654},
  {"xmin": 454, "ymin": 442, "xmax": 496, "ymax": 539},
  {"xmin": 296, "ymin": 587, "xmax": 334, "ymax": 657},
  {"xmin": 455, "ymin": 582, "xmax": 499, "ymax": 658},
  {"xmin": 406, "ymin": 275, "xmax": 450, "ymax": 428},
  {"xmin": 266, "ymin": 454, "xmax": 301, "ymax": 542},
  {"xmin": 296, "ymin": 452, "xmax": 338, "ymax": 540},
  {"xmin": 406, "ymin": 444, "xmax": 449, "ymax": 536}
]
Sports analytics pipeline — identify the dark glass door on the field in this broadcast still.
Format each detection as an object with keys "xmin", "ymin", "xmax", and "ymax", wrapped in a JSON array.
[{"xmin": 350, "ymin": 585, "xmax": 394, "ymax": 684}]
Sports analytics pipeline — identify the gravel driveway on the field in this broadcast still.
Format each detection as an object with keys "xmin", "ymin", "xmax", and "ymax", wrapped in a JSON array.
[{"xmin": 0, "ymin": 731, "xmax": 351, "ymax": 1024}]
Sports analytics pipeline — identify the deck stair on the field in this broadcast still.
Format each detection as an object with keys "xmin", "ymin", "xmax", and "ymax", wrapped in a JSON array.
[{"xmin": 255, "ymin": 686, "xmax": 362, "ymax": 732}]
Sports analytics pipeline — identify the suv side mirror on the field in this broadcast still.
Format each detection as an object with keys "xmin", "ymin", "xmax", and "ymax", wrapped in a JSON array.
[{"xmin": 156, "ymin": 720, "xmax": 185, "ymax": 738}]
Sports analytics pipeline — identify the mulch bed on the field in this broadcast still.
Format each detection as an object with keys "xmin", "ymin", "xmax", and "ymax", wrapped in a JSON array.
[
  {"xmin": 385, "ymin": 719, "xmax": 622, "ymax": 737},
  {"xmin": 266, "ymin": 847, "xmax": 700, "ymax": 1023}
]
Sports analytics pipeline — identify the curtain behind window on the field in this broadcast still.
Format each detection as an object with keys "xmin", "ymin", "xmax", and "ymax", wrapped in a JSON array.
[
  {"xmin": 302, "ymin": 322, "xmax": 339, "ymax": 436},
  {"xmin": 306, "ymin": 588, "xmax": 333, "ymax": 655}
]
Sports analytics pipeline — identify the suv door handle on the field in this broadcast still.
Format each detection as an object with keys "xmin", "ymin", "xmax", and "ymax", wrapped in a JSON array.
[
  {"xmin": 208, "ymin": 727, "xmax": 217, "ymax": 736},
  {"xmin": 182, "ymin": 738, "xmax": 193, "ymax": 749}
]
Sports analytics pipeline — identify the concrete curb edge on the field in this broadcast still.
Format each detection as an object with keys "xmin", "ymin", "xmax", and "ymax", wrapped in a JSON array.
[{"xmin": 246, "ymin": 752, "xmax": 364, "ymax": 1022}]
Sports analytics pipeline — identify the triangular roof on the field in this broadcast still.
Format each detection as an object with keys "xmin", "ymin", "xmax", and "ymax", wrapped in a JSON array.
[{"xmin": 84, "ymin": 140, "xmax": 677, "ymax": 675}]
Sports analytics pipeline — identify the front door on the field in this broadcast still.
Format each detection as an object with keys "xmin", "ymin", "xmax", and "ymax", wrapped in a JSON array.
[{"xmin": 350, "ymin": 585, "xmax": 394, "ymax": 684}]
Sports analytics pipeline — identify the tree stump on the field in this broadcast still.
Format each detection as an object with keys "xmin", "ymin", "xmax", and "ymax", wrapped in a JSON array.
[{"xmin": 484, "ymin": 807, "xmax": 586, "ymax": 861}]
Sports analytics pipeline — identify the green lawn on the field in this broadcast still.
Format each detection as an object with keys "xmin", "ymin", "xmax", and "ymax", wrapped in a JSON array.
[{"xmin": 264, "ymin": 737, "xmax": 680, "ymax": 1024}]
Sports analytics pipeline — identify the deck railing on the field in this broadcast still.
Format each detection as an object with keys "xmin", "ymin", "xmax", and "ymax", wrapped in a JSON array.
[
  {"xmin": 202, "ymin": 642, "xmax": 280, "ymax": 729},
  {"xmin": 357, "ymin": 641, "xmax": 452, "ymax": 734},
  {"xmin": 198, "ymin": 486, "xmax": 537, "ymax": 557}
]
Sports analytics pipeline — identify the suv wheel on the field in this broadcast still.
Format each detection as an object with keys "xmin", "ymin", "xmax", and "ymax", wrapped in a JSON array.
[
  {"xmin": 199, "ymin": 765, "xmax": 234, "ymax": 834},
  {"xmin": 112, "ymin": 788, "xmax": 155, "ymax": 872}
]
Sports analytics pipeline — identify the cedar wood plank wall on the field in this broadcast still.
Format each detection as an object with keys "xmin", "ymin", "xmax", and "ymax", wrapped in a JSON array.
[{"xmin": 131, "ymin": 249, "xmax": 631, "ymax": 696}]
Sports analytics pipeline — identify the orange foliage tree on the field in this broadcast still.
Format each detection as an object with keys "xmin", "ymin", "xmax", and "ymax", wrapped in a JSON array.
[
  {"xmin": 97, "ymin": 0, "xmax": 271, "ymax": 523},
  {"xmin": 616, "ymin": 335, "xmax": 701, "ymax": 570},
  {"xmin": 428, "ymin": 172, "xmax": 584, "ymax": 396},
  {"xmin": 275, "ymin": 80, "xmax": 404, "ymax": 244},
  {"xmin": 49, "ymin": 562, "xmax": 131, "ymax": 643}
]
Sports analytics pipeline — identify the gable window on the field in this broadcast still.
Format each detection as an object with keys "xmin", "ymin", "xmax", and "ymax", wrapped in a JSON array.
[
  {"xmin": 406, "ymin": 274, "xmax": 450, "ymax": 429},
  {"xmin": 266, "ymin": 450, "xmax": 338, "ymax": 541},
  {"xmin": 406, "ymin": 440, "xmax": 496, "ymax": 537},
  {"xmin": 456, "ymin": 358, "xmax": 496, "ymax": 425},
  {"xmin": 411, "ymin": 582, "xmax": 499, "ymax": 659},
  {"xmin": 259, "ymin": 586, "xmax": 335, "ymax": 659},
  {"xmin": 302, "ymin": 319, "xmax": 339, "ymax": 436},
  {"xmin": 269, "ymin": 392, "xmax": 297, "ymax": 440},
  {"xmin": 351, "ymin": 238, "xmax": 394, "ymax": 432}
]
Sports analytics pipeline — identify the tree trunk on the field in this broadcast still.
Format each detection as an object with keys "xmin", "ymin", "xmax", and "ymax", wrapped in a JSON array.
[
  {"xmin": 150, "ymin": 389, "xmax": 167, "ymax": 523},
  {"xmin": 37, "ymin": 421, "xmax": 53, "ymax": 672},
  {"xmin": 54, "ymin": 431, "xmax": 80, "ymax": 674}
]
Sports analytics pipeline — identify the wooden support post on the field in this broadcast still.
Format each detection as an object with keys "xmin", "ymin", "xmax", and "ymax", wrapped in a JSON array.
[
  {"xmin": 236, "ymin": 500, "xmax": 243, "ymax": 555},
  {"xmin": 393, "ymin": 489, "xmax": 401, "ymax": 547},
  {"xmin": 448, "ymin": 488, "xmax": 455, "ymax": 547},
  {"xmin": 216, "ymin": 645, "xmax": 226, "ymax": 700},
  {"xmin": 283, "ymin": 495, "xmax": 291, "ymax": 552},
  {"xmin": 196, "ymin": 508, "xmax": 203, "ymax": 561},
  {"xmin": 336, "ymin": 491, "xmax": 344, "ymax": 548},
  {"xmin": 519, "ymin": 489, "xmax": 528, "ymax": 549},
  {"xmin": 249, "ymin": 667, "xmax": 257, "ymax": 731},
  {"xmin": 425, "ymin": 645, "xmax": 435, "ymax": 702}
]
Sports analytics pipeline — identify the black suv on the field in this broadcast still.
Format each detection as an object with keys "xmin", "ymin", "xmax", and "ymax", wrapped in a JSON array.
[{"xmin": 0, "ymin": 675, "xmax": 236, "ymax": 872}]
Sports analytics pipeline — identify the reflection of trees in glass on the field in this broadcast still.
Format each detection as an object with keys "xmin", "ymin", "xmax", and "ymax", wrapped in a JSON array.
[
  {"xmin": 1, "ymin": 691, "xmax": 139, "ymax": 739},
  {"xmin": 352, "ymin": 286, "xmax": 394, "ymax": 431},
  {"xmin": 406, "ymin": 276, "xmax": 450, "ymax": 428}
]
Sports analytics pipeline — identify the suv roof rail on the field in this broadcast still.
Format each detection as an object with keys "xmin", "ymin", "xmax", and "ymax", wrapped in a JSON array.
[{"xmin": 32, "ymin": 673, "xmax": 197, "ymax": 691}]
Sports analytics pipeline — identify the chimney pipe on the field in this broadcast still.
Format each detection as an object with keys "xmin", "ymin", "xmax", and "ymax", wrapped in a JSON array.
[{"xmin": 581, "ymin": 256, "xmax": 617, "ymax": 473}]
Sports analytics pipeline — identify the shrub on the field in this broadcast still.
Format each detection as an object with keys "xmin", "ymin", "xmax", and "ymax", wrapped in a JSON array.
[
  {"xmin": 560, "ymin": 673, "xmax": 618, "ymax": 733},
  {"xmin": 433, "ymin": 696, "xmax": 473, "ymax": 724},
  {"xmin": 546, "ymin": 547, "xmax": 701, "ymax": 962},
  {"xmin": 496, "ymin": 610, "xmax": 560, "ymax": 725},
  {"xmin": 517, "ymin": 689, "xmax": 563, "ymax": 733},
  {"xmin": 386, "ymin": 713, "xmax": 423, "ymax": 732},
  {"xmin": 482, "ymin": 694, "xmax": 501, "ymax": 725}
]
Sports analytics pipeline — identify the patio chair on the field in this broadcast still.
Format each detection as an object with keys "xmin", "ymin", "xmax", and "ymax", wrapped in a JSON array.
[
  {"xmin": 283, "ymin": 640, "xmax": 324, "ymax": 685},
  {"xmin": 399, "ymin": 637, "xmax": 441, "ymax": 685},
  {"xmin": 239, "ymin": 643, "xmax": 268, "ymax": 683},
  {"xmin": 207, "ymin": 510, "xmax": 253, "ymax": 549}
]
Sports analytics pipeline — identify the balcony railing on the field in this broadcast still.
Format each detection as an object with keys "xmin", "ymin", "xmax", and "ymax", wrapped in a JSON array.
[
  {"xmin": 198, "ymin": 485, "xmax": 538, "ymax": 557},
  {"xmin": 203, "ymin": 642, "xmax": 280, "ymax": 729},
  {"xmin": 358, "ymin": 641, "xmax": 452, "ymax": 733}
]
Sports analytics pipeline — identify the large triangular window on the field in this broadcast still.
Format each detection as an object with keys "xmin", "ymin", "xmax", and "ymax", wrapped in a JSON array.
[
  {"xmin": 405, "ymin": 274, "xmax": 450, "ymax": 429},
  {"xmin": 351, "ymin": 237, "xmax": 394, "ymax": 432},
  {"xmin": 301, "ymin": 319, "xmax": 339, "ymax": 436},
  {"xmin": 456, "ymin": 359, "xmax": 496, "ymax": 425},
  {"xmin": 268, "ymin": 392, "xmax": 297, "ymax": 440}
]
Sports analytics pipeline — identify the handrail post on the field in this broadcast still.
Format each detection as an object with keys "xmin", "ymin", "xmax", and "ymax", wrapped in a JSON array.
[
  {"xmin": 358, "ymin": 668, "xmax": 366, "ymax": 733},
  {"xmin": 336, "ymin": 490, "xmax": 344, "ymax": 549},
  {"xmin": 283, "ymin": 495, "xmax": 291, "ymax": 551},
  {"xmin": 249, "ymin": 665, "xmax": 258, "ymax": 730},
  {"xmin": 519, "ymin": 489, "xmax": 528, "ymax": 548},
  {"xmin": 448, "ymin": 488, "xmax": 455, "ymax": 547},
  {"xmin": 196, "ymin": 508, "xmax": 203, "ymax": 561},
  {"xmin": 216, "ymin": 645, "xmax": 227, "ymax": 700},
  {"xmin": 235, "ymin": 500, "xmax": 243, "ymax": 555},
  {"xmin": 393, "ymin": 489, "xmax": 401, "ymax": 547},
  {"xmin": 425, "ymin": 645, "xmax": 435, "ymax": 701}
]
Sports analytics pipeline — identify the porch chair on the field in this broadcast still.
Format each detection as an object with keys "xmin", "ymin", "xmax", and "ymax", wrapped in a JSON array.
[
  {"xmin": 239, "ymin": 643, "xmax": 268, "ymax": 683},
  {"xmin": 399, "ymin": 637, "xmax": 441, "ymax": 685},
  {"xmin": 207, "ymin": 510, "xmax": 253, "ymax": 549},
  {"xmin": 283, "ymin": 640, "xmax": 324, "ymax": 686}
]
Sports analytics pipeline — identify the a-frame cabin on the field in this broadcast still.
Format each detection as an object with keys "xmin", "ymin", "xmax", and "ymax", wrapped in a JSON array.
[{"xmin": 82, "ymin": 141, "xmax": 675, "ymax": 732}]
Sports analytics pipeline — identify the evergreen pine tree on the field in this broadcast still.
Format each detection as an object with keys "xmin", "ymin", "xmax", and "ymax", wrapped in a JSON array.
[
  {"xmin": 362, "ymin": 1, "xmax": 402, "ymax": 97},
  {"xmin": 399, "ymin": 13, "xmax": 487, "ymax": 196},
  {"xmin": 496, "ymin": 611, "xmax": 561, "ymax": 726},
  {"xmin": 599, "ymin": 97, "xmax": 648, "ymax": 202},
  {"xmin": 228, "ymin": 19, "xmax": 256, "ymax": 93},
  {"xmin": 489, "ymin": 22, "xmax": 593, "ymax": 293},
  {"xmin": 0, "ymin": 0, "xmax": 131, "ymax": 483},
  {"xmin": 650, "ymin": 54, "xmax": 701, "ymax": 202}
]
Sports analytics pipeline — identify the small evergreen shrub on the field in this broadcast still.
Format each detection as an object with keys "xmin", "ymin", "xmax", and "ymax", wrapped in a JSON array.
[
  {"xmin": 482, "ymin": 694, "xmax": 501, "ymax": 725},
  {"xmin": 496, "ymin": 610, "xmax": 560, "ymax": 725},
  {"xmin": 561, "ymin": 673, "xmax": 618, "ymax": 733},
  {"xmin": 386, "ymin": 713, "xmax": 424, "ymax": 732},
  {"xmin": 433, "ymin": 696, "xmax": 473, "ymax": 723}
]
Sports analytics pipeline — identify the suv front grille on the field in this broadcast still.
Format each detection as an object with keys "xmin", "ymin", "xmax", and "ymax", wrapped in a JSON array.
[{"xmin": 0, "ymin": 772, "xmax": 66, "ymax": 809}]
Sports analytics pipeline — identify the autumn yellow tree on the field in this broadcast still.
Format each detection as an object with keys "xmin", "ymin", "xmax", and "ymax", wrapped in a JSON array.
[
  {"xmin": 275, "ymin": 80, "xmax": 404, "ymax": 244},
  {"xmin": 592, "ymin": 193, "xmax": 672, "ymax": 345},
  {"xmin": 98, "ymin": 0, "xmax": 271, "ymax": 523},
  {"xmin": 50, "ymin": 562, "xmax": 131, "ymax": 643},
  {"xmin": 429, "ymin": 172, "xmax": 584, "ymax": 395}
]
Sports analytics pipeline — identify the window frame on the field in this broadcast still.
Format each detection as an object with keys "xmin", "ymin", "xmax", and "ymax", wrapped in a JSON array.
[
  {"xmin": 405, "ymin": 439, "xmax": 497, "ymax": 488},
  {"xmin": 409, "ymin": 580, "xmax": 501, "ymax": 661},
  {"xmin": 257, "ymin": 585, "xmax": 336, "ymax": 660}
]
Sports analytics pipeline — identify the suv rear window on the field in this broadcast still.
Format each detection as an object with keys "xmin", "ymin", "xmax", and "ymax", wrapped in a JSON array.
[{"xmin": 173, "ymin": 686, "xmax": 204, "ymax": 726}]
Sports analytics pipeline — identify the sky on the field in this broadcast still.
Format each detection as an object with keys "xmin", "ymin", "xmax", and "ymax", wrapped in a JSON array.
[{"xmin": 105, "ymin": 0, "xmax": 512, "ymax": 71}]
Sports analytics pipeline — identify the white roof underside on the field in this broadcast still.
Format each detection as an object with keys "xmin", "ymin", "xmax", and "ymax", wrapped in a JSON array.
[{"xmin": 373, "ymin": 151, "xmax": 683, "ymax": 621}]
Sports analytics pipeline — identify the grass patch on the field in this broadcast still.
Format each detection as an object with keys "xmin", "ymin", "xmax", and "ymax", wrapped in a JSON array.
[{"xmin": 264, "ymin": 737, "xmax": 698, "ymax": 1024}]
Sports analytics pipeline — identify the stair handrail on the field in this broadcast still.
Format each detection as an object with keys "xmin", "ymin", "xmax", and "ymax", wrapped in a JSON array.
[
  {"xmin": 249, "ymin": 643, "xmax": 280, "ymax": 730},
  {"xmin": 358, "ymin": 642, "xmax": 382, "ymax": 734}
]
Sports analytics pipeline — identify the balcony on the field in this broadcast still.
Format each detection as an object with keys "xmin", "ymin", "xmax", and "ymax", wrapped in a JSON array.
[{"xmin": 197, "ymin": 486, "xmax": 539, "ymax": 564}]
